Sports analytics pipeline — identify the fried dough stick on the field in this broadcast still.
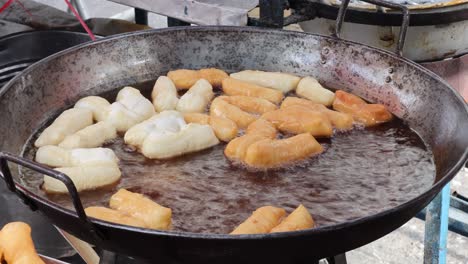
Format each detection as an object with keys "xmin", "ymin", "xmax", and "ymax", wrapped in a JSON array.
[
  {"xmin": 281, "ymin": 97, "xmax": 353, "ymax": 130},
  {"xmin": 0, "ymin": 222, "xmax": 45, "ymax": 264},
  {"xmin": 230, "ymin": 70, "xmax": 300, "ymax": 93},
  {"xmin": 124, "ymin": 111, "xmax": 219, "ymax": 159},
  {"xmin": 151, "ymin": 76, "xmax": 179, "ymax": 112},
  {"xmin": 210, "ymin": 97, "xmax": 256, "ymax": 128},
  {"xmin": 332, "ymin": 90, "xmax": 392, "ymax": 126},
  {"xmin": 231, "ymin": 206, "xmax": 286, "ymax": 235},
  {"xmin": 222, "ymin": 77, "xmax": 284, "ymax": 103},
  {"xmin": 262, "ymin": 105, "xmax": 333, "ymax": 137},
  {"xmin": 35, "ymin": 146, "xmax": 121, "ymax": 193},
  {"xmin": 296, "ymin": 77, "xmax": 335, "ymax": 106},
  {"xmin": 221, "ymin": 95, "xmax": 277, "ymax": 114},
  {"xmin": 107, "ymin": 87, "xmax": 155, "ymax": 132},
  {"xmin": 244, "ymin": 133, "xmax": 323, "ymax": 169},
  {"xmin": 110, "ymin": 189, "xmax": 172, "ymax": 230},
  {"xmin": 44, "ymin": 166, "xmax": 121, "ymax": 194},
  {"xmin": 176, "ymin": 79, "xmax": 214, "ymax": 113},
  {"xmin": 183, "ymin": 112, "xmax": 210, "ymax": 124},
  {"xmin": 141, "ymin": 123, "xmax": 219, "ymax": 159},
  {"xmin": 85, "ymin": 207, "xmax": 147, "ymax": 228},
  {"xmin": 59, "ymin": 121, "xmax": 117, "ymax": 149},
  {"xmin": 34, "ymin": 108, "xmax": 93, "ymax": 147},
  {"xmin": 74, "ymin": 96, "xmax": 110, "ymax": 122},
  {"xmin": 271, "ymin": 204, "xmax": 315, "ymax": 233},
  {"xmin": 224, "ymin": 119, "xmax": 276, "ymax": 161},
  {"xmin": 167, "ymin": 68, "xmax": 228, "ymax": 89},
  {"xmin": 184, "ymin": 113, "xmax": 238, "ymax": 142},
  {"xmin": 35, "ymin": 146, "xmax": 119, "ymax": 168}
]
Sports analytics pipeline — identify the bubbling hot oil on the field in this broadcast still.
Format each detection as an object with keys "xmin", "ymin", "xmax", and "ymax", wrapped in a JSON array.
[{"xmin": 21, "ymin": 80, "xmax": 435, "ymax": 234}]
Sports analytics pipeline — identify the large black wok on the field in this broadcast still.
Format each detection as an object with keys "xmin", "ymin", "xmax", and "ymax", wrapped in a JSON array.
[{"xmin": 0, "ymin": 1, "xmax": 467, "ymax": 262}]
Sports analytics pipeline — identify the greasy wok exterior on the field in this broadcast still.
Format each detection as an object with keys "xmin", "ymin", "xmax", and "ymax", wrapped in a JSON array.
[{"xmin": 0, "ymin": 27, "xmax": 466, "ymax": 263}]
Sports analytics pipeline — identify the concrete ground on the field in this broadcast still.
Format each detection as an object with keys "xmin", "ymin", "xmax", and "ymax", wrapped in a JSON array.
[{"xmin": 25, "ymin": 1, "xmax": 468, "ymax": 263}]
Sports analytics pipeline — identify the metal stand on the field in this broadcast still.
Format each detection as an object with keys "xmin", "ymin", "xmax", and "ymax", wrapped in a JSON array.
[
  {"xmin": 134, "ymin": 8, "xmax": 148, "ymax": 25},
  {"xmin": 259, "ymin": 0, "xmax": 285, "ymax": 28},
  {"xmin": 326, "ymin": 254, "xmax": 348, "ymax": 264},
  {"xmin": 417, "ymin": 179, "xmax": 468, "ymax": 264},
  {"xmin": 167, "ymin": 17, "xmax": 190, "ymax": 27},
  {"xmin": 423, "ymin": 184, "xmax": 450, "ymax": 264}
]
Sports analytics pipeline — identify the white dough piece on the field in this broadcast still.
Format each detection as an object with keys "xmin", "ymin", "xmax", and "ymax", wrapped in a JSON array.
[
  {"xmin": 176, "ymin": 79, "xmax": 214, "ymax": 113},
  {"xmin": 107, "ymin": 87, "xmax": 155, "ymax": 132},
  {"xmin": 230, "ymin": 70, "xmax": 300, "ymax": 93},
  {"xmin": 58, "ymin": 121, "xmax": 117, "ymax": 149},
  {"xmin": 74, "ymin": 96, "xmax": 111, "ymax": 122},
  {"xmin": 296, "ymin": 77, "xmax": 335, "ymax": 106},
  {"xmin": 34, "ymin": 108, "xmax": 93, "ymax": 147},
  {"xmin": 36, "ymin": 146, "xmax": 119, "ymax": 168},
  {"xmin": 141, "ymin": 123, "xmax": 219, "ymax": 159},
  {"xmin": 43, "ymin": 165, "xmax": 121, "ymax": 193},
  {"xmin": 151, "ymin": 76, "xmax": 179, "ymax": 112},
  {"xmin": 124, "ymin": 111, "xmax": 185, "ymax": 148},
  {"xmin": 124, "ymin": 110, "xmax": 219, "ymax": 159}
]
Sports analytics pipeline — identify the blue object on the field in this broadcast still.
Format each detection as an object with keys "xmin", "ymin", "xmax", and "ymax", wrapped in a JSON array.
[{"xmin": 423, "ymin": 183, "xmax": 450, "ymax": 264}]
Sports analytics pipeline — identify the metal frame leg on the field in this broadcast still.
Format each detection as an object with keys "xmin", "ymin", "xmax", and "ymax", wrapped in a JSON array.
[
  {"xmin": 326, "ymin": 253, "xmax": 347, "ymax": 264},
  {"xmin": 423, "ymin": 183, "xmax": 450, "ymax": 264},
  {"xmin": 259, "ymin": 0, "xmax": 285, "ymax": 28},
  {"xmin": 134, "ymin": 8, "xmax": 148, "ymax": 25},
  {"xmin": 167, "ymin": 17, "xmax": 190, "ymax": 27}
]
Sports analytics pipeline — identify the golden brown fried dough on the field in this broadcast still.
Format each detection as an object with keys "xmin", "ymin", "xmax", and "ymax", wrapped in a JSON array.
[
  {"xmin": 183, "ymin": 113, "xmax": 210, "ymax": 125},
  {"xmin": 209, "ymin": 115, "xmax": 238, "ymax": 142},
  {"xmin": 230, "ymin": 206, "xmax": 286, "ymax": 235},
  {"xmin": 0, "ymin": 222, "xmax": 45, "ymax": 264},
  {"xmin": 281, "ymin": 97, "xmax": 353, "ymax": 130},
  {"xmin": 167, "ymin": 68, "xmax": 228, "ymax": 89},
  {"xmin": 110, "ymin": 189, "xmax": 172, "ymax": 230},
  {"xmin": 167, "ymin": 69, "xmax": 199, "ymax": 89},
  {"xmin": 222, "ymin": 77, "xmax": 284, "ymax": 103},
  {"xmin": 85, "ymin": 207, "xmax": 147, "ymax": 228},
  {"xmin": 184, "ymin": 113, "xmax": 238, "ymax": 142},
  {"xmin": 210, "ymin": 97, "xmax": 256, "ymax": 128},
  {"xmin": 244, "ymin": 133, "xmax": 323, "ymax": 169},
  {"xmin": 225, "ymin": 134, "xmax": 269, "ymax": 161},
  {"xmin": 224, "ymin": 119, "xmax": 277, "ymax": 161},
  {"xmin": 245, "ymin": 118, "xmax": 277, "ymax": 138},
  {"xmin": 333, "ymin": 90, "xmax": 392, "ymax": 126},
  {"xmin": 262, "ymin": 105, "xmax": 333, "ymax": 137},
  {"xmin": 271, "ymin": 204, "xmax": 315, "ymax": 233},
  {"xmin": 199, "ymin": 68, "xmax": 229, "ymax": 87},
  {"xmin": 221, "ymin": 95, "xmax": 277, "ymax": 114}
]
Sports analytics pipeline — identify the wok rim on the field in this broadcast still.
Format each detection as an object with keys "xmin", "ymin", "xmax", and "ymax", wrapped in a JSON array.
[{"xmin": 2, "ymin": 26, "xmax": 467, "ymax": 240}]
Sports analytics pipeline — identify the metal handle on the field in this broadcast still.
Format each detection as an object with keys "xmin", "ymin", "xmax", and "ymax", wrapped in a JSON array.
[
  {"xmin": 0, "ymin": 152, "xmax": 105, "ymax": 240},
  {"xmin": 333, "ymin": 0, "xmax": 410, "ymax": 56}
]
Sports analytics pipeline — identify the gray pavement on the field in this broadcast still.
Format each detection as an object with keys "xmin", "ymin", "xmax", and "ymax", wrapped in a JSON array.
[{"xmin": 26, "ymin": 1, "xmax": 468, "ymax": 262}]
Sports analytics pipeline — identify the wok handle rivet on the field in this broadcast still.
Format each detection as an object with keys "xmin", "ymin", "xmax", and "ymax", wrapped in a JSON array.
[
  {"xmin": 322, "ymin": 47, "xmax": 330, "ymax": 55},
  {"xmin": 385, "ymin": 76, "xmax": 392, "ymax": 83},
  {"xmin": 388, "ymin": 67, "xmax": 394, "ymax": 74},
  {"xmin": 320, "ymin": 60, "xmax": 327, "ymax": 64}
]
